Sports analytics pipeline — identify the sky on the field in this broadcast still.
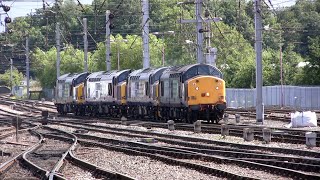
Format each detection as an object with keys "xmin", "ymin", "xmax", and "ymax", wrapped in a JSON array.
[{"xmin": 0, "ymin": 0, "xmax": 297, "ymax": 32}]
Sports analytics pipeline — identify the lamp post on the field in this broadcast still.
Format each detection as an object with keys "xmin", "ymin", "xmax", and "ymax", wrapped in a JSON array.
[{"xmin": 151, "ymin": 31, "xmax": 175, "ymax": 66}]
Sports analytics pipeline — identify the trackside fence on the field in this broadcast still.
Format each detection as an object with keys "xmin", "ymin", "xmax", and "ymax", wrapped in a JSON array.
[{"xmin": 226, "ymin": 85, "xmax": 320, "ymax": 110}]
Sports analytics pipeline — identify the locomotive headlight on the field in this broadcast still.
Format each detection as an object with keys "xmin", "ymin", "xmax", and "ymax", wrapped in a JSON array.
[
  {"xmin": 206, "ymin": 92, "xmax": 210, "ymax": 97},
  {"xmin": 216, "ymin": 86, "xmax": 219, "ymax": 90}
]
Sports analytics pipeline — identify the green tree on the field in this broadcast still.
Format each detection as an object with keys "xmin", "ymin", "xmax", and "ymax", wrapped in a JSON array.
[
  {"xmin": 91, "ymin": 34, "xmax": 164, "ymax": 71},
  {"xmin": 209, "ymin": 22, "xmax": 255, "ymax": 88},
  {"xmin": 0, "ymin": 67, "xmax": 24, "ymax": 87},
  {"xmin": 31, "ymin": 45, "xmax": 93, "ymax": 88}
]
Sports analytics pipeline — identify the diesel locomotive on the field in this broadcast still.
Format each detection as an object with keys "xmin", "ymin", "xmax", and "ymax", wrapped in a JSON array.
[{"xmin": 55, "ymin": 63, "xmax": 226, "ymax": 123}]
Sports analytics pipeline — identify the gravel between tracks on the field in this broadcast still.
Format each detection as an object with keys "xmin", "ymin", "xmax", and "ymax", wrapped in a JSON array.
[
  {"xmin": 47, "ymin": 123, "xmax": 320, "ymax": 158},
  {"xmin": 0, "ymin": 162, "xmax": 39, "ymax": 180},
  {"xmin": 182, "ymin": 159, "xmax": 292, "ymax": 180},
  {"xmin": 26, "ymin": 138, "xmax": 71, "ymax": 171},
  {"xmin": 60, "ymin": 161, "xmax": 101, "ymax": 180},
  {"xmin": 0, "ymin": 132, "xmax": 39, "ymax": 164},
  {"xmin": 48, "ymin": 124, "xmax": 297, "ymax": 179},
  {"xmin": 90, "ymin": 122, "xmax": 320, "ymax": 151},
  {"xmin": 75, "ymin": 145, "xmax": 224, "ymax": 180}
]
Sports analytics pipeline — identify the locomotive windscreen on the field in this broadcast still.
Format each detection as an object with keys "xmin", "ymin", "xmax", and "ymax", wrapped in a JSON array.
[{"xmin": 182, "ymin": 65, "xmax": 222, "ymax": 82}]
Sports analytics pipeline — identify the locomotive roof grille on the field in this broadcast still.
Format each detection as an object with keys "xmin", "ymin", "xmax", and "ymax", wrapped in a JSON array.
[
  {"xmin": 88, "ymin": 78, "xmax": 101, "ymax": 82},
  {"xmin": 169, "ymin": 73, "xmax": 181, "ymax": 78},
  {"xmin": 130, "ymin": 76, "xmax": 140, "ymax": 81}
]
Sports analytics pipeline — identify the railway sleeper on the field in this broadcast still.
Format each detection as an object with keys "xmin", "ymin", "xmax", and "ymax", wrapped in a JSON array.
[
  {"xmin": 77, "ymin": 139, "xmax": 256, "ymax": 180},
  {"xmin": 57, "ymin": 122, "xmax": 320, "ymax": 158},
  {"xmin": 74, "ymin": 132, "xmax": 320, "ymax": 180}
]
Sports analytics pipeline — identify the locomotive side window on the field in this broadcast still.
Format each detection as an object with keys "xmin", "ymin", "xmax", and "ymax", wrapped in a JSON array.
[
  {"xmin": 160, "ymin": 81, "xmax": 164, "ymax": 96},
  {"xmin": 164, "ymin": 80, "xmax": 170, "ymax": 97},
  {"xmin": 145, "ymin": 82, "xmax": 149, "ymax": 96},
  {"xmin": 135, "ymin": 82, "xmax": 139, "ymax": 97},
  {"xmin": 69, "ymin": 85, "xmax": 72, "ymax": 97},
  {"xmin": 108, "ymin": 83, "xmax": 112, "ymax": 96}
]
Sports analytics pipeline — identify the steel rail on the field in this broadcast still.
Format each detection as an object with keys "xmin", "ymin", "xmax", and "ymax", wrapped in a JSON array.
[
  {"xmin": 77, "ymin": 137, "xmax": 320, "ymax": 180},
  {"xmin": 55, "ymin": 122, "xmax": 320, "ymax": 158},
  {"xmin": 39, "ymin": 127, "xmax": 136, "ymax": 180},
  {"xmin": 0, "ymin": 127, "xmax": 42, "ymax": 174},
  {"xmin": 78, "ymin": 139, "xmax": 257, "ymax": 180}
]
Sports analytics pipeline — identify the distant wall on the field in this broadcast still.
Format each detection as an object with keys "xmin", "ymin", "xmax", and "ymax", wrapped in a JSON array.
[{"xmin": 226, "ymin": 85, "xmax": 320, "ymax": 110}]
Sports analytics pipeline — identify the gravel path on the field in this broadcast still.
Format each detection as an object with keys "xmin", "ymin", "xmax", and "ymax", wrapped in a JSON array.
[
  {"xmin": 60, "ymin": 161, "xmax": 102, "ymax": 180},
  {"xmin": 75, "ymin": 146, "xmax": 225, "ymax": 180}
]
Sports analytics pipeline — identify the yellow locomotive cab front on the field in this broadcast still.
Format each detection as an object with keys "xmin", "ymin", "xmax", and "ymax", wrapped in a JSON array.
[{"xmin": 186, "ymin": 75, "xmax": 226, "ymax": 106}]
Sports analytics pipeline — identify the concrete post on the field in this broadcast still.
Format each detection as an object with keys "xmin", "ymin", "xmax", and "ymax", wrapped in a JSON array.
[
  {"xmin": 243, "ymin": 128, "xmax": 254, "ymax": 141},
  {"xmin": 167, "ymin": 120, "xmax": 175, "ymax": 131},
  {"xmin": 56, "ymin": 23, "xmax": 60, "ymax": 99},
  {"xmin": 194, "ymin": 120, "xmax": 201, "ymax": 133},
  {"xmin": 221, "ymin": 124, "xmax": 229, "ymax": 136},
  {"xmin": 121, "ymin": 116, "xmax": 128, "ymax": 125},
  {"xmin": 262, "ymin": 128, "xmax": 271, "ymax": 143},
  {"xmin": 223, "ymin": 113, "xmax": 229, "ymax": 123},
  {"xmin": 142, "ymin": 0, "xmax": 150, "ymax": 68},
  {"xmin": 83, "ymin": 18, "xmax": 88, "ymax": 72},
  {"xmin": 106, "ymin": 10, "xmax": 111, "ymax": 71},
  {"xmin": 255, "ymin": 0, "xmax": 264, "ymax": 124},
  {"xmin": 235, "ymin": 114, "xmax": 241, "ymax": 123},
  {"xmin": 306, "ymin": 132, "xmax": 317, "ymax": 148},
  {"xmin": 26, "ymin": 36, "xmax": 30, "ymax": 99},
  {"xmin": 195, "ymin": 0, "xmax": 203, "ymax": 63}
]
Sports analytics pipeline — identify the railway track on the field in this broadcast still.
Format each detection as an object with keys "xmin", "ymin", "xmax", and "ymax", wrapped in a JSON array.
[
  {"xmin": 49, "ymin": 116, "xmax": 320, "ymax": 147},
  {"xmin": 47, "ymin": 122, "xmax": 320, "ymax": 179},
  {"xmin": 0, "ymin": 118, "xmax": 135, "ymax": 180},
  {"xmin": 0, "ymin": 124, "xmax": 41, "ymax": 180},
  {"xmin": 1, "ymin": 97, "xmax": 320, "ymax": 179}
]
